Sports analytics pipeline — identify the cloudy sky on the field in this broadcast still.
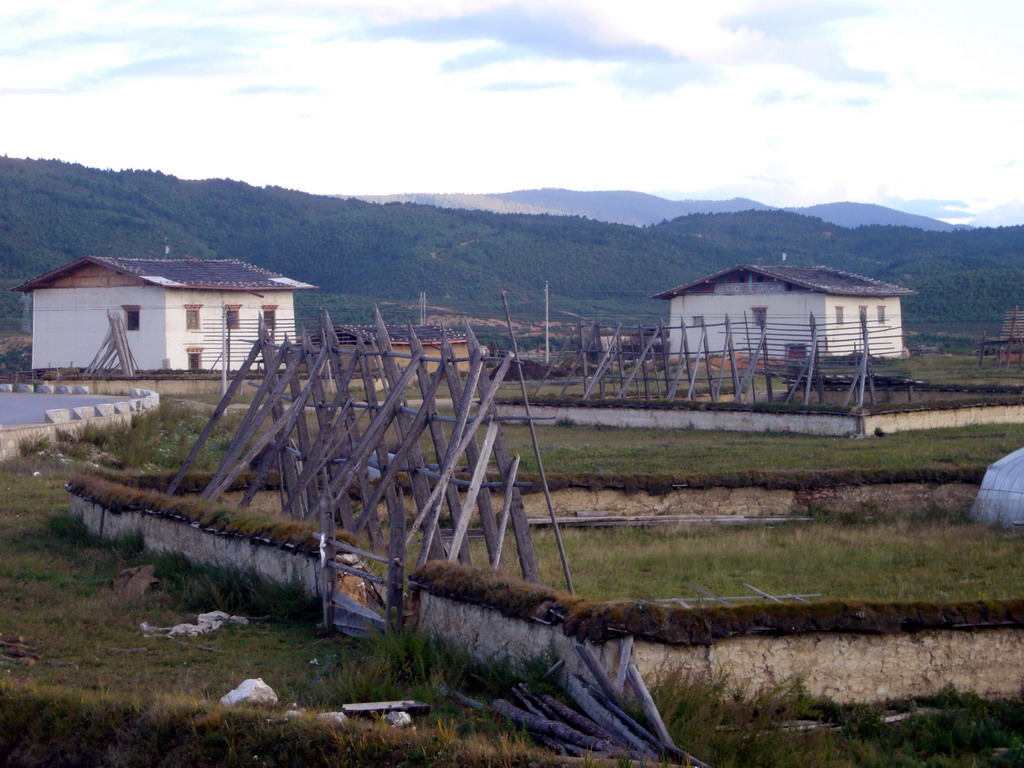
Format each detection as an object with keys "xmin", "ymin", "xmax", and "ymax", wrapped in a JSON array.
[{"xmin": 3, "ymin": 0, "xmax": 1023, "ymax": 226}]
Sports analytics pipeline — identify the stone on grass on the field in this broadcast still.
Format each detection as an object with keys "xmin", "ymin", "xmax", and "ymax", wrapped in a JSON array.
[
  {"xmin": 113, "ymin": 565, "xmax": 159, "ymax": 599},
  {"xmin": 221, "ymin": 678, "xmax": 278, "ymax": 707},
  {"xmin": 318, "ymin": 712, "xmax": 349, "ymax": 726},
  {"xmin": 384, "ymin": 711, "xmax": 413, "ymax": 728}
]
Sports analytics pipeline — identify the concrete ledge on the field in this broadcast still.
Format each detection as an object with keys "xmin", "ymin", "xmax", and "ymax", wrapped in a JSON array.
[
  {"xmin": 113, "ymin": 401, "xmax": 132, "ymax": 415},
  {"xmin": 71, "ymin": 406, "xmax": 95, "ymax": 421},
  {"xmin": 14, "ymin": 384, "xmax": 33, "ymax": 393},
  {"xmin": 55, "ymin": 385, "xmax": 71, "ymax": 394},
  {"xmin": 94, "ymin": 403, "xmax": 115, "ymax": 417},
  {"xmin": 497, "ymin": 402, "xmax": 1024, "ymax": 436},
  {"xmin": 0, "ymin": 384, "xmax": 10, "ymax": 393},
  {"xmin": 34, "ymin": 384, "xmax": 53, "ymax": 394},
  {"xmin": 45, "ymin": 409, "xmax": 72, "ymax": 424},
  {"xmin": 73, "ymin": 385, "xmax": 90, "ymax": 395}
]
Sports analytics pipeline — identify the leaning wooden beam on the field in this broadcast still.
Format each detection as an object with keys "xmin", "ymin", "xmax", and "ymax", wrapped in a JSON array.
[
  {"xmin": 686, "ymin": 323, "xmax": 708, "ymax": 401},
  {"xmin": 624, "ymin": 663, "xmax": 676, "ymax": 750},
  {"xmin": 666, "ymin": 318, "xmax": 690, "ymax": 402},
  {"xmin": 491, "ymin": 699, "xmax": 629, "ymax": 757},
  {"xmin": 736, "ymin": 324, "xmax": 768, "ymax": 403},
  {"xmin": 463, "ymin": 324, "xmax": 540, "ymax": 582},
  {"xmin": 531, "ymin": 328, "xmax": 578, "ymax": 398},
  {"xmin": 565, "ymin": 675, "xmax": 657, "ymax": 759},
  {"xmin": 616, "ymin": 323, "xmax": 660, "ymax": 399},
  {"xmin": 200, "ymin": 341, "xmax": 304, "ymax": 500},
  {"xmin": 411, "ymin": 355, "xmax": 511, "ymax": 563},
  {"xmin": 501, "ymin": 292, "xmax": 573, "ymax": 592},
  {"xmin": 350, "ymin": 364, "xmax": 445, "ymax": 533},
  {"xmin": 318, "ymin": 353, "xmax": 423, "ymax": 522},
  {"xmin": 437, "ymin": 334, "xmax": 498, "ymax": 561},
  {"xmin": 282, "ymin": 355, "xmax": 362, "ymax": 519},
  {"xmin": 383, "ymin": 463, "xmax": 406, "ymax": 634},
  {"xmin": 373, "ymin": 313, "xmax": 460, "ymax": 561},
  {"xmin": 581, "ymin": 323, "xmax": 621, "ymax": 401},
  {"xmin": 446, "ymin": 420, "xmax": 499, "ymax": 560},
  {"xmin": 166, "ymin": 334, "xmax": 264, "ymax": 495},
  {"xmin": 203, "ymin": 344, "xmax": 331, "ymax": 501},
  {"xmin": 242, "ymin": 342, "xmax": 322, "ymax": 513},
  {"xmin": 491, "ymin": 453, "xmax": 520, "ymax": 568},
  {"xmin": 726, "ymin": 317, "xmax": 741, "ymax": 398},
  {"xmin": 320, "ymin": 354, "xmax": 422, "ymax": 509}
]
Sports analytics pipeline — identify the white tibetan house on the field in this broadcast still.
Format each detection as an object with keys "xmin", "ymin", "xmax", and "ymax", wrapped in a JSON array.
[
  {"xmin": 971, "ymin": 446, "xmax": 1024, "ymax": 526},
  {"xmin": 652, "ymin": 264, "xmax": 916, "ymax": 359},
  {"xmin": 11, "ymin": 256, "xmax": 315, "ymax": 371}
]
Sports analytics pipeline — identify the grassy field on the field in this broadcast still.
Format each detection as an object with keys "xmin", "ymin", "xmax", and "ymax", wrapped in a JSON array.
[
  {"xmin": 528, "ymin": 512, "xmax": 1024, "ymax": 603},
  {"xmin": 6, "ymin": 403, "xmax": 1024, "ymax": 765},
  {"xmin": 502, "ymin": 420, "xmax": 1024, "ymax": 475}
]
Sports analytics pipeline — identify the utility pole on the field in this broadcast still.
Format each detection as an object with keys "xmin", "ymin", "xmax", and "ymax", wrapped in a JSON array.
[{"xmin": 544, "ymin": 281, "xmax": 550, "ymax": 364}]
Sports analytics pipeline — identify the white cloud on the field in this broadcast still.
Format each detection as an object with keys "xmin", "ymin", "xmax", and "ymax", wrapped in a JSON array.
[{"xmin": 0, "ymin": 0, "xmax": 1022, "ymax": 224}]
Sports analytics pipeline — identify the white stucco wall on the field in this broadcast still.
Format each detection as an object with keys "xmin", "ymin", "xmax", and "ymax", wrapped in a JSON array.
[
  {"xmin": 32, "ymin": 285, "xmax": 169, "ymax": 370},
  {"xmin": 161, "ymin": 288, "xmax": 296, "ymax": 370},
  {"xmin": 31, "ymin": 286, "xmax": 296, "ymax": 370},
  {"xmin": 665, "ymin": 292, "xmax": 905, "ymax": 359}
]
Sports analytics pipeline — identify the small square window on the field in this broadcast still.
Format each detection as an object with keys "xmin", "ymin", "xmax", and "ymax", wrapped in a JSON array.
[
  {"xmin": 752, "ymin": 306, "xmax": 767, "ymax": 328},
  {"xmin": 187, "ymin": 349, "xmax": 203, "ymax": 370},
  {"xmin": 691, "ymin": 315, "xmax": 704, "ymax": 326},
  {"xmin": 123, "ymin": 306, "xmax": 140, "ymax": 331},
  {"xmin": 877, "ymin": 305, "xmax": 886, "ymax": 324},
  {"xmin": 186, "ymin": 307, "xmax": 201, "ymax": 330},
  {"xmin": 835, "ymin": 306, "xmax": 844, "ymax": 325},
  {"xmin": 225, "ymin": 306, "xmax": 240, "ymax": 330}
]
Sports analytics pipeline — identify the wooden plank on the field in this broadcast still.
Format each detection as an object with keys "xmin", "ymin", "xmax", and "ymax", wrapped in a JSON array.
[
  {"xmin": 615, "ymin": 635, "xmax": 634, "ymax": 694},
  {"xmin": 491, "ymin": 453, "xmax": 520, "ymax": 568},
  {"xmin": 625, "ymin": 663, "xmax": 676, "ymax": 750},
  {"xmin": 406, "ymin": 353, "xmax": 510, "ymax": 556},
  {"xmin": 446, "ymin": 420, "xmax": 499, "ymax": 560},
  {"xmin": 166, "ymin": 335, "xmax": 263, "ymax": 495},
  {"xmin": 565, "ymin": 675, "xmax": 657, "ymax": 758},
  {"xmin": 341, "ymin": 701, "xmax": 431, "ymax": 717}
]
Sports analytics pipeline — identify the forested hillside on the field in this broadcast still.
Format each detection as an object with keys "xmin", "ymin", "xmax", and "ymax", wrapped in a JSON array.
[{"xmin": 1, "ymin": 157, "xmax": 1023, "ymax": 330}]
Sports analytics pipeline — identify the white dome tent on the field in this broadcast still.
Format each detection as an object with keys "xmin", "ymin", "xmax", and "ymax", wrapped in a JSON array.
[{"xmin": 971, "ymin": 445, "xmax": 1024, "ymax": 525}]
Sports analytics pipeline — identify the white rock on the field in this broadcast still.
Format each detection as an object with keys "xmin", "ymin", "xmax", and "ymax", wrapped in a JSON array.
[
  {"xmin": 384, "ymin": 711, "xmax": 413, "ymax": 727},
  {"xmin": 220, "ymin": 678, "xmax": 278, "ymax": 707},
  {"xmin": 339, "ymin": 553, "xmax": 359, "ymax": 565},
  {"xmin": 283, "ymin": 709, "xmax": 304, "ymax": 720},
  {"xmin": 318, "ymin": 712, "xmax": 348, "ymax": 725}
]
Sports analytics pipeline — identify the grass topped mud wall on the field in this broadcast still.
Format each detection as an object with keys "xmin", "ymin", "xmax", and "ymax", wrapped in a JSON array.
[
  {"xmin": 66, "ymin": 474, "xmax": 333, "ymax": 551},
  {"xmin": 413, "ymin": 563, "xmax": 1024, "ymax": 704},
  {"xmin": 413, "ymin": 562, "xmax": 1024, "ymax": 645}
]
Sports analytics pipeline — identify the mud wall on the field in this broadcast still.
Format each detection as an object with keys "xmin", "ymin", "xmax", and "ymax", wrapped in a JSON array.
[
  {"xmin": 70, "ymin": 495, "xmax": 323, "ymax": 595},
  {"xmin": 417, "ymin": 591, "xmax": 1024, "ymax": 705}
]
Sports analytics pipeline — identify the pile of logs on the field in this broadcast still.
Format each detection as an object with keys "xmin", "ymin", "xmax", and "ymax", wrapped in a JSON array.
[
  {"xmin": 489, "ymin": 643, "xmax": 710, "ymax": 766},
  {"xmin": 1, "ymin": 635, "xmax": 37, "ymax": 666}
]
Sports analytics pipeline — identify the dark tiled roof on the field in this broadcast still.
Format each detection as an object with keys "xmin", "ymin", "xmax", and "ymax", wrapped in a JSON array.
[
  {"xmin": 332, "ymin": 324, "xmax": 468, "ymax": 345},
  {"xmin": 652, "ymin": 264, "xmax": 916, "ymax": 299},
  {"xmin": 10, "ymin": 256, "xmax": 316, "ymax": 292}
]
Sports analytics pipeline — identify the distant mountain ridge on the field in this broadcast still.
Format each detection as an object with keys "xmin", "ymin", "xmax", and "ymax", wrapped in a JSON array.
[
  {"xmin": 2, "ymin": 156, "xmax": 1023, "ymax": 334},
  {"xmin": 354, "ymin": 189, "xmax": 962, "ymax": 231}
]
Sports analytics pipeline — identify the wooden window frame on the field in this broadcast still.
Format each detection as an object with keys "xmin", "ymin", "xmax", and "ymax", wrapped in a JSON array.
[
  {"xmin": 225, "ymin": 305, "xmax": 241, "ymax": 330},
  {"xmin": 261, "ymin": 305, "xmax": 278, "ymax": 331},
  {"xmin": 123, "ymin": 305, "xmax": 140, "ymax": 331},
  {"xmin": 185, "ymin": 304, "xmax": 202, "ymax": 331}
]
